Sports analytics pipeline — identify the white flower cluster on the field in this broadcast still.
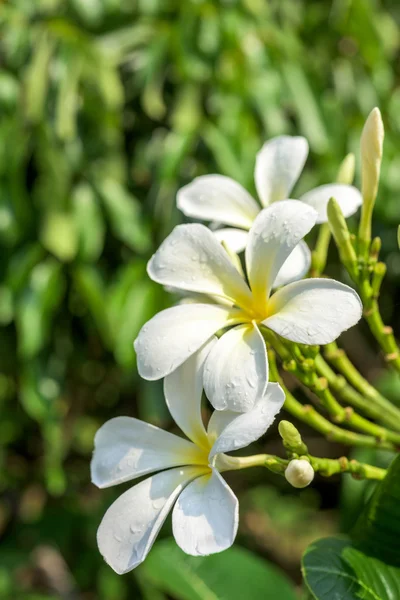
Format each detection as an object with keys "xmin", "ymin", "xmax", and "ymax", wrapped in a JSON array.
[{"xmin": 91, "ymin": 136, "xmax": 363, "ymax": 574}]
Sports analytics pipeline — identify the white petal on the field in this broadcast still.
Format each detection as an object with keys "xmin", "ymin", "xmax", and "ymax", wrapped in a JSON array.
[
  {"xmin": 299, "ymin": 184, "xmax": 362, "ymax": 224},
  {"xmin": 208, "ymin": 382, "xmax": 285, "ymax": 458},
  {"xmin": 245, "ymin": 201, "xmax": 317, "ymax": 305},
  {"xmin": 214, "ymin": 228, "xmax": 250, "ymax": 253},
  {"xmin": 203, "ymin": 324, "xmax": 267, "ymax": 413},
  {"xmin": 177, "ymin": 175, "xmax": 259, "ymax": 229},
  {"xmin": 263, "ymin": 278, "xmax": 362, "ymax": 345},
  {"xmin": 147, "ymin": 223, "xmax": 252, "ymax": 306},
  {"xmin": 164, "ymin": 338, "xmax": 216, "ymax": 449},
  {"xmin": 134, "ymin": 303, "xmax": 241, "ymax": 380},
  {"xmin": 255, "ymin": 136, "xmax": 309, "ymax": 207},
  {"xmin": 172, "ymin": 468, "xmax": 238, "ymax": 556},
  {"xmin": 97, "ymin": 466, "xmax": 206, "ymax": 574},
  {"xmin": 272, "ymin": 240, "xmax": 311, "ymax": 289},
  {"xmin": 91, "ymin": 417, "xmax": 206, "ymax": 489}
]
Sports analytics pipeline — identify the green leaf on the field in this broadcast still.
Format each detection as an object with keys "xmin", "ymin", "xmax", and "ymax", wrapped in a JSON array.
[
  {"xmin": 73, "ymin": 266, "xmax": 113, "ymax": 348},
  {"xmin": 24, "ymin": 31, "xmax": 54, "ymax": 123},
  {"xmin": 72, "ymin": 183, "xmax": 105, "ymax": 262},
  {"xmin": 302, "ymin": 537, "xmax": 400, "ymax": 600},
  {"xmin": 98, "ymin": 178, "xmax": 151, "ymax": 253},
  {"xmin": 55, "ymin": 55, "xmax": 82, "ymax": 141},
  {"xmin": 40, "ymin": 211, "xmax": 78, "ymax": 263},
  {"xmin": 16, "ymin": 260, "xmax": 65, "ymax": 358},
  {"xmin": 352, "ymin": 454, "xmax": 400, "ymax": 565},
  {"xmin": 281, "ymin": 63, "xmax": 329, "ymax": 154},
  {"xmin": 302, "ymin": 537, "xmax": 362, "ymax": 600},
  {"xmin": 139, "ymin": 540, "xmax": 297, "ymax": 600},
  {"xmin": 343, "ymin": 547, "xmax": 400, "ymax": 600}
]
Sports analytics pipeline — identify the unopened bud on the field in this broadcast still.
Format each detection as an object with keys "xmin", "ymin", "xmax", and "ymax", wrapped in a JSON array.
[
  {"xmin": 327, "ymin": 198, "xmax": 357, "ymax": 275},
  {"xmin": 279, "ymin": 420, "xmax": 309, "ymax": 456},
  {"xmin": 285, "ymin": 459, "xmax": 315, "ymax": 488},
  {"xmin": 361, "ymin": 107, "xmax": 384, "ymax": 207},
  {"xmin": 279, "ymin": 420, "xmax": 301, "ymax": 445},
  {"xmin": 337, "ymin": 153, "xmax": 356, "ymax": 185}
]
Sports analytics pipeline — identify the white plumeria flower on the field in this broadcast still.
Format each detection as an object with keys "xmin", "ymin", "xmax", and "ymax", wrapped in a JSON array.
[
  {"xmin": 177, "ymin": 136, "xmax": 362, "ymax": 285},
  {"xmin": 134, "ymin": 200, "xmax": 362, "ymax": 413},
  {"xmin": 91, "ymin": 340, "xmax": 286, "ymax": 574}
]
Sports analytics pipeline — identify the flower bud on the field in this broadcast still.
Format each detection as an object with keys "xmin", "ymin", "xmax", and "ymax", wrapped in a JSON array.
[
  {"xmin": 327, "ymin": 198, "xmax": 357, "ymax": 275},
  {"xmin": 361, "ymin": 107, "xmax": 384, "ymax": 207},
  {"xmin": 278, "ymin": 421, "xmax": 308, "ymax": 455},
  {"xmin": 285, "ymin": 459, "xmax": 314, "ymax": 488}
]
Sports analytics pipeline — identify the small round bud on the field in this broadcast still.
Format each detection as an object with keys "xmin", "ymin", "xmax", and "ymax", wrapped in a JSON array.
[{"xmin": 285, "ymin": 459, "xmax": 314, "ymax": 489}]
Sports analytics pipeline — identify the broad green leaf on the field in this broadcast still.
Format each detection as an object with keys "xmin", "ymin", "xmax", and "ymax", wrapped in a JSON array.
[
  {"xmin": 343, "ymin": 547, "xmax": 400, "ymax": 600},
  {"xmin": 352, "ymin": 454, "xmax": 400, "ymax": 565},
  {"xmin": 302, "ymin": 537, "xmax": 400, "ymax": 600},
  {"xmin": 139, "ymin": 540, "xmax": 297, "ymax": 600},
  {"xmin": 302, "ymin": 537, "xmax": 362, "ymax": 600}
]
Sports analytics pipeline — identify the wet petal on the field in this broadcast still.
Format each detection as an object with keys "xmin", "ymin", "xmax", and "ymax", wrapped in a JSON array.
[
  {"xmin": 214, "ymin": 228, "xmax": 250, "ymax": 253},
  {"xmin": 299, "ymin": 183, "xmax": 362, "ymax": 224},
  {"xmin": 134, "ymin": 303, "xmax": 241, "ymax": 380},
  {"xmin": 264, "ymin": 278, "xmax": 362, "ymax": 344},
  {"xmin": 208, "ymin": 382, "xmax": 285, "ymax": 458},
  {"xmin": 147, "ymin": 223, "xmax": 252, "ymax": 306},
  {"xmin": 91, "ymin": 417, "xmax": 206, "ymax": 489},
  {"xmin": 97, "ymin": 466, "xmax": 206, "ymax": 574},
  {"xmin": 255, "ymin": 136, "xmax": 309, "ymax": 206},
  {"xmin": 203, "ymin": 324, "xmax": 268, "ymax": 412},
  {"xmin": 245, "ymin": 201, "xmax": 317, "ymax": 305},
  {"xmin": 172, "ymin": 468, "xmax": 238, "ymax": 556},
  {"xmin": 272, "ymin": 240, "xmax": 311, "ymax": 288},
  {"xmin": 164, "ymin": 338, "xmax": 216, "ymax": 449},
  {"xmin": 177, "ymin": 175, "xmax": 259, "ymax": 229}
]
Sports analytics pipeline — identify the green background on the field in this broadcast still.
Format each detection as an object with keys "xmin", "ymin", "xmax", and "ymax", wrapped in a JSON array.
[{"xmin": 2, "ymin": 0, "xmax": 400, "ymax": 598}]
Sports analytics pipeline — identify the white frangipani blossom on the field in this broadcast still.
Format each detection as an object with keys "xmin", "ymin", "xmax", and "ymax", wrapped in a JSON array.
[
  {"xmin": 92, "ymin": 340, "xmax": 286, "ymax": 574},
  {"xmin": 177, "ymin": 136, "xmax": 362, "ymax": 284},
  {"xmin": 134, "ymin": 200, "xmax": 362, "ymax": 413}
]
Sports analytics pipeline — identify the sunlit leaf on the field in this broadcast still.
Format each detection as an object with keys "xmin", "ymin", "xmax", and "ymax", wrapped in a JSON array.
[{"xmin": 139, "ymin": 540, "xmax": 297, "ymax": 600}]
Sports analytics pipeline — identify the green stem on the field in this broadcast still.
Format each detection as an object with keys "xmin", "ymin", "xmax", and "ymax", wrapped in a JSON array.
[
  {"xmin": 323, "ymin": 341, "xmax": 400, "ymax": 427},
  {"xmin": 221, "ymin": 452, "xmax": 386, "ymax": 481},
  {"xmin": 329, "ymin": 198, "xmax": 400, "ymax": 372},
  {"xmin": 314, "ymin": 354, "xmax": 400, "ymax": 433},
  {"xmin": 262, "ymin": 327, "xmax": 400, "ymax": 442},
  {"xmin": 311, "ymin": 223, "xmax": 331, "ymax": 277},
  {"xmin": 268, "ymin": 348, "xmax": 396, "ymax": 451}
]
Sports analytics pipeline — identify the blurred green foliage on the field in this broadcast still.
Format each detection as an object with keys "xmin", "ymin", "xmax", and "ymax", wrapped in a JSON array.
[{"xmin": 2, "ymin": 0, "xmax": 400, "ymax": 597}]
